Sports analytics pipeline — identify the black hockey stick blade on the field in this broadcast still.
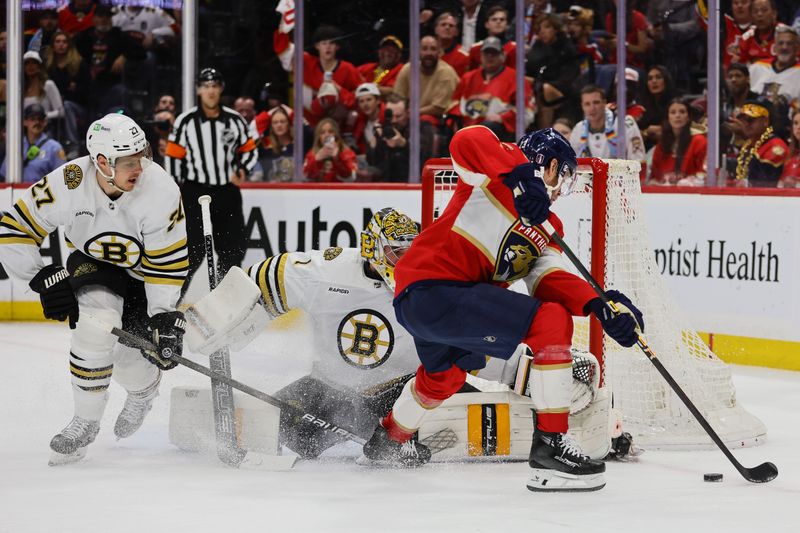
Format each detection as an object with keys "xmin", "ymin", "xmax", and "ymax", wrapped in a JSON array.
[{"xmin": 741, "ymin": 461, "xmax": 779, "ymax": 483}]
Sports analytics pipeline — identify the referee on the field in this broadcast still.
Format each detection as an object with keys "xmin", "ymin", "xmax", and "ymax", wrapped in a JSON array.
[{"xmin": 165, "ymin": 68, "xmax": 257, "ymax": 288}]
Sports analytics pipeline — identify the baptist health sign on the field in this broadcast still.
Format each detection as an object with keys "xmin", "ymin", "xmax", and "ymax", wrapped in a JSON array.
[{"xmin": 1, "ymin": 184, "xmax": 798, "ymax": 366}]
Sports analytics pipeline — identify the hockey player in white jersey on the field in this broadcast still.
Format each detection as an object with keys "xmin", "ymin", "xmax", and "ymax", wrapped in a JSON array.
[{"xmin": 0, "ymin": 113, "xmax": 188, "ymax": 465}]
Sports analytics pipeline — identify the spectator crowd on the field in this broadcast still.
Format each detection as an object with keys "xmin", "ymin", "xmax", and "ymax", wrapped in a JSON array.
[{"xmin": 3, "ymin": 0, "xmax": 800, "ymax": 187}]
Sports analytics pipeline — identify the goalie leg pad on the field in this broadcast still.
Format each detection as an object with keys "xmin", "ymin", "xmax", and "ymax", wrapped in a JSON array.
[{"xmin": 567, "ymin": 385, "xmax": 613, "ymax": 460}]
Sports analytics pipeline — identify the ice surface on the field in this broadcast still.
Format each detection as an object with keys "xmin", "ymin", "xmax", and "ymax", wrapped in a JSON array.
[{"xmin": 1, "ymin": 321, "xmax": 798, "ymax": 533}]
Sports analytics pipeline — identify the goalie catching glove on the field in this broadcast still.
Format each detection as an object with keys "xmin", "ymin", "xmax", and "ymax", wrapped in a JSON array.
[
  {"xmin": 29, "ymin": 264, "xmax": 79, "ymax": 329},
  {"xmin": 141, "ymin": 311, "xmax": 186, "ymax": 370},
  {"xmin": 503, "ymin": 163, "xmax": 551, "ymax": 227},
  {"xmin": 585, "ymin": 290, "xmax": 644, "ymax": 348}
]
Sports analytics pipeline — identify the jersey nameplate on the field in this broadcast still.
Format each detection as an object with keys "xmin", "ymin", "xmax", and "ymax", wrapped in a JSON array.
[{"xmin": 336, "ymin": 309, "xmax": 394, "ymax": 369}]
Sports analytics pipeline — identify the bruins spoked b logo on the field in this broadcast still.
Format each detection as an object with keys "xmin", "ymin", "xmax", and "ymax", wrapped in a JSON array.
[
  {"xmin": 84, "ymin": 232, "xmax": 143, "ymax": 268},
  {"xmin": 337, "ymin": 309, "xmax": 394, "ymax": 369}
]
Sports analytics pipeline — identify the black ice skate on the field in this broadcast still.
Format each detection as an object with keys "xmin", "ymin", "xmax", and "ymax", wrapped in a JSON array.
[
  {"xmin": 49, "ymin": 416, "xmax": 101, "ymax": 466},
  {"xmin": 361, "ymin": 425, "xmax": 431, "ymax": 468},
  {"xmin": 527, "ymin": 429, "xmax": 606, "ymax": 492}
]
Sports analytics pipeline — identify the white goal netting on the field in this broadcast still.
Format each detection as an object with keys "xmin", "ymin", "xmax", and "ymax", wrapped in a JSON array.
[{"xmin": 422, "ymin": 158, "xmax": 767, "ymax": 449}]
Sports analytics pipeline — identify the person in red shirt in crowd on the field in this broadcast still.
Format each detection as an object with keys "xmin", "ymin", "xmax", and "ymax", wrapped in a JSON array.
[
  {"xmin": 349, "ymin": 83, "xmax": 387, "ymax": 156},
  {"xmin": 733, "ymin": 0, "xmax": 779, "ymax": 64},
  {"xmin": 468, "ymin": 6, "xmax": 517, "ymax": 71},
  {"xmin": 434, "ymin": 12, "xmax": 471, "ymax": 76},
  {"xmin": 780, "ymin": 110, "xmax": 800, "ymax": 187},
  {"xmin": 304, "ymin": 117, "xmax": 358, "ymax": 182},
  {"xmin": 603, "ymin": 0, "xmax": 652, "ymax": 69},
  {"xmin": 58, "ymin": 0, "xmax": 97, "ymax": 36},
  {"xmin": 649, "ymin": 98, "xmax": 707, "ymax": 186},
  {"xmin": 701, "ymin": 0, "xmax": 753, "ymax": 69},
  {"xmin": 566, "ymin": 6, "xmax": 604, "ymax": 85},
  {"xmin": 357, "ymin": 36, "xmax": 405, "ymax": 99},
  {"xmin": 450, "ymin": 37, "xmax": 533, "ymax": 141},
  {"xmin": 274, "ymin": 25, "xmax": 363, "ymax": 127}
]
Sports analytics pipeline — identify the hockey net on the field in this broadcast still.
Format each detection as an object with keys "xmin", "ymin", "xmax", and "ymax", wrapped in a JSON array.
[{"xmin": 421, "ymin": 157, "xmax": 767, "ymax": 449}]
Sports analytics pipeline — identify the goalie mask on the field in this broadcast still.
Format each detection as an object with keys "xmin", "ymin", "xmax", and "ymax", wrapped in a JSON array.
[
  {"xmin": 360, "ymin": 208, "xmax": 420, "ymax": 291},
  {"xmin": 86, "ymin": 113, "xmax": 152, "ymax": 193}
]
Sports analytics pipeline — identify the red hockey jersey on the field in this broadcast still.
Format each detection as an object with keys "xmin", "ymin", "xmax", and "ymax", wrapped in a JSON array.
[
  {"xmin": 448, "ymin": 67, "xmax": 533, "ymax": 134},
  {"xmin": 394, "ymin": 126, "xmax": 597, "ymax": 316}
]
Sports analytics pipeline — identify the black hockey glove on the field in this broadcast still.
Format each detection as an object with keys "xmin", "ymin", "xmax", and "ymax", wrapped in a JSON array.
[
  {"xmin": 585, "ymin": 290, "xmax": 644, "ymax": 348},
  {"xmin": 141, "ymin": 311, "xmax": 185, "ymax": 370},
  {"xmin": 503, "ymin": 163, "xmax": 551, "ymax": 227},
  {"xmin": 29, "ymin": 264, "xmax": 79, "ymax": 329}
]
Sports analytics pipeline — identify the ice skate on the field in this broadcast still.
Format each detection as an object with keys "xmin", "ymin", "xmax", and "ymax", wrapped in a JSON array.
[
  {"xmin": 527, "ymin": 429, "xmax": 606, "ymax": 492},
  {"xmin": 49, "ymin": 416, "xmax": 100, "ymax": 466},
  {"xmin": 114, "ymin": 379, "xmax": 160, "ymax": 439},
  {"xmin": 360, "ymin": 425, "xmax": 431, "ymax": 468}
]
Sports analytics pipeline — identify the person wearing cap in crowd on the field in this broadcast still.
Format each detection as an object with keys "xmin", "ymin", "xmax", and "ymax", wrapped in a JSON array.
[
  {"xmin": 349, "ymin": 83, "xmax": 387, "ymax": 157},
  {"xmin": 566, "ymin": 5, "xmax": 604, "ymax": 88},
  {"xmin": 526, "ymin": 12, "xmax": 580, "ymax": 128},
  {"xmin": 394, "ymin": 36, "xmax": 460, "ymax": 127},
  {"xmin": 23, "ymin": 50, "xmax": 65, "ymax": 123},
  {"xmin": 734, "ymin": 98, "xmax": 789, "ymax": 187},
  {"xmin": 449, "ymin": 36, "xmax": 533, "ymax": 141},
  {"xmin": 273, "ymin": 23, "xmax": 363, "ymax": 127},
  {"xmin": 0, "ymin": 104, "xmax": 66, "ymax": 183},
  {"xmin": 723, "ymin": 63, "xmax": 760, "ymax": 177},
  {"xmin": 165, "ymin": 67, "xmax": 258, "ymax": 287},
  {"xmin": 358, "ymin": 36, "xmax": 405, "ymax": 98},
  {"xmin": 748, "ymin": 24, "xmax": 800, "ymax": 137},
  {"xmin": 608, "ymin": 67, "xmax": 646, "ymax": 122},
  {"xmin": 467, "ymin": 6, "xmax": 517, "ymax": 71},
  {"xmin": 434, "ymin": 12, "xmax": 471, "ymax": 77}
]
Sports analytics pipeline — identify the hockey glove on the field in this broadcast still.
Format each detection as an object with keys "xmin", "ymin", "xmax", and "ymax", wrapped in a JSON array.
[
  {"xmin": 29, "ymin": 264, "xmax": 79, "ymax": 329},
  {"xmin": 586, "ymin": 290, "xmax": 644, "ymax": 348},
  {"xmin": 503, "ymin": 163, "xmax": 551, "ymax": 227},
  {"xmin": 141, "ymin": 311, "xmax": 186, "ymax": 370}
]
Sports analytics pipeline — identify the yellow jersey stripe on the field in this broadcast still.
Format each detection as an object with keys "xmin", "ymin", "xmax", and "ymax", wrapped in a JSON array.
[
  {"xmin": 0, "ymin": 235, "xmax": 38, "ymax": 245},
  {"xmin": 258, "ymin": 258, "xmax": 280, "ymax": 317},
  {"xmin": 275, "ymin": 253, "xmax": 288, "ymax": 312},
  {"xmin": 481, "ymin": 178, "xmax": 516, "ymax": 222},
  {"xmin": 0, "ymin": 214, "xmax": 43, "ymax": 245},
  {"xmin": 145, "ymin": 238, "xmax": 188, "ymax": 259},
  {"xmin": 142, "ymin": 257, "xmax": 190, "ymax": 271},
  {"xmin": 14, "ymin": 200, "xmax": 48, "ymax": 239}
]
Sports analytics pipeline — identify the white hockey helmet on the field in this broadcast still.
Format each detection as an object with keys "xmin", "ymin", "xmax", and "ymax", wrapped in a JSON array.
[
  {"xmin": 86, "ymin": 113, "xmax": 151, "ymax": 189},
  {"xmin": 360, "ymin": 207, "xmax": 419, "ymax": 291}
]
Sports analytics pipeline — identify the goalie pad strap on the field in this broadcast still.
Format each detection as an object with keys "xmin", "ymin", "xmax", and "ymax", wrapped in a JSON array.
[{"xmin": 529, "ymin": 346, "xmax": 572, "ymax": 433}]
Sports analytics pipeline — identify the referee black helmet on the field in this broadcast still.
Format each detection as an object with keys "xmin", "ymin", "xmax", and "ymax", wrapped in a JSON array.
[{"xmin": 197, "ymin": 67, "xmax": 224, "ymax": 87}]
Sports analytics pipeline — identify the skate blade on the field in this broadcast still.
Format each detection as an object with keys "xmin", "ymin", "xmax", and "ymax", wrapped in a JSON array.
[
  {"xmin": 48, "ymin": 447, "xmax": 88, "ymax": 466},
  {"xmin": 355, "ymin": 455, "xmax": 424, "ymax": 469},
  {"xmin": 526, "ymin": 468, "xmax": 605, "ymax": 492},
  {"xmin": 237, "ymin": 451, "xmax": 297, "ymax": 471}
]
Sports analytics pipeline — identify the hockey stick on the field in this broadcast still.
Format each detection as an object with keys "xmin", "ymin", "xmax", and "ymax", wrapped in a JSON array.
[
  {"xmin": 540, "ymin": 218, "xmax": 778, "ymax": 483},
  {"xmin": 97, "ymin": 317, "xmax": 456, "ymax": 454},
  {"xmin": 198, "ymin": 195, "xmax": 247, "ymax": 467}
]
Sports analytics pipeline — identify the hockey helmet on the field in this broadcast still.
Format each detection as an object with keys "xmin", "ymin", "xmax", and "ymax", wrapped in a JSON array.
[
  {"xmin": 86, "ymin": 113, "xmax": 152, "ymax": 190},
  {"xmin": 197, "ymin": 67, "xmax": 225, "ymax": 88},
  {"xmin": 517, "ymin": 128, "xmax": 578, "ymax": 200},
  {"xmin": 360, "ymin": 208, "xmax": 419, "ymax": 291}
]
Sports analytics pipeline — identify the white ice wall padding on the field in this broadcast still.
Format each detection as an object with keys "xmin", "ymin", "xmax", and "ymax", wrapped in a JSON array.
[{"xmin": 422, "ymin": 159, "xmax": 767, "ymax": 449}]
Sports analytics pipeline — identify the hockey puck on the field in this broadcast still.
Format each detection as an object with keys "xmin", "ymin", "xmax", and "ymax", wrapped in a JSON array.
[{"xmin": 704, "ymin": 473, "xmax": 723, "ymax": 482}]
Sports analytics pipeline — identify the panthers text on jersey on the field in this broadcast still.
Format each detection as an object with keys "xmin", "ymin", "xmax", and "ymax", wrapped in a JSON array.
[
  {"xmin": 394, "ymin": 125, "xmax": 597, "ymax": 317},
  {"xmin": 0, "ymin": 156, "xmax": 188, "ymax": 315}
]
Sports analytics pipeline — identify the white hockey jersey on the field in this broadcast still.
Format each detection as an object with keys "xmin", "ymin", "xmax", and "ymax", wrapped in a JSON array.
[
  {"xmin": 247, "ymin": 247, "xmax": 420, "ymax": 392},
  {"xmin": 0, "ymin": 156, "xmax": 187, "ymax": 316}
]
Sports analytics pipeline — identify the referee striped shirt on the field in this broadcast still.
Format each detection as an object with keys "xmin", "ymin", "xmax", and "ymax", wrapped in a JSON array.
[{"xmin": 165, "ymin": 105, "xmax": 258, "ymax": 186}]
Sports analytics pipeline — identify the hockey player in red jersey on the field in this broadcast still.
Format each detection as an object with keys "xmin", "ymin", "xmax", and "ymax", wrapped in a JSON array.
[{"xmin": 362, "ymin": 125, "xmax": 644, "ymax": 492}]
